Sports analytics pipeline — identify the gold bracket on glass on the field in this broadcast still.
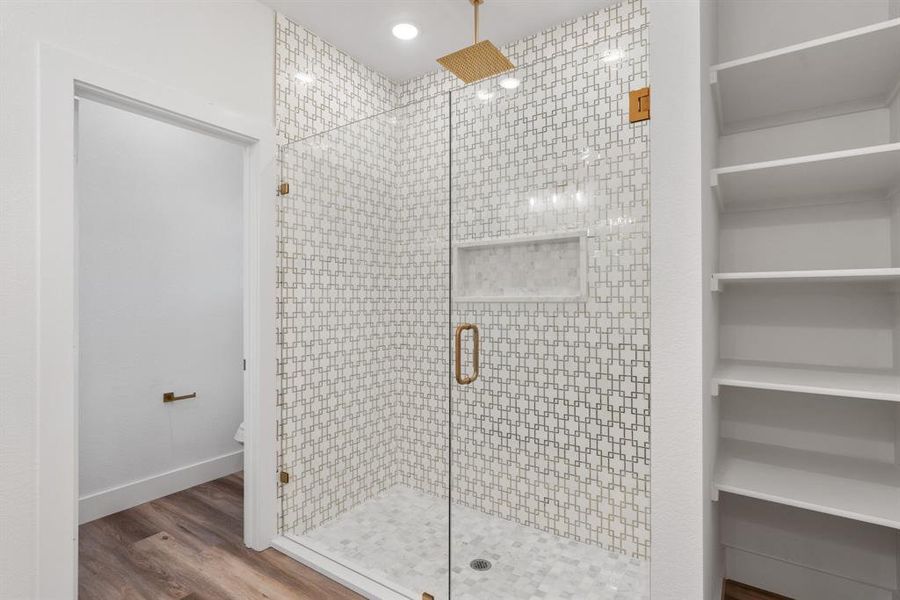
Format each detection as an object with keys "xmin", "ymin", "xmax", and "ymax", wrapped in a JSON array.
[
  {"xmin": 162, "ymin": 391, "xmax": 196, "ymax": 403},
  {"xmin": 454, "ymin": 323, "xmax": 480, "ymax": 385}
]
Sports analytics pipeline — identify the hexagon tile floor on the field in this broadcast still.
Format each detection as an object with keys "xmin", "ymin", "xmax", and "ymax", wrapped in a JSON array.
[{"xmin": 290, "ymin": 485, "xmax": 649, "ymax": 600}]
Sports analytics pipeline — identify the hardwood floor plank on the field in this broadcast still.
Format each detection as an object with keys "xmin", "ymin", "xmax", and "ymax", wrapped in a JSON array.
[
  {"xmin": 80, "ymin": 527, "xmax": 190, "ymax": 600},
  {"xmin": 723, "ymin": 579, "xmax": 794, "ymax": 600},
  {"xmin": 79, "ymin": 473, "xmax": 364, "ymax": 600},
  {"xmin": 132, "ymin": 531, "xmax": 259, "ymax": 599}
]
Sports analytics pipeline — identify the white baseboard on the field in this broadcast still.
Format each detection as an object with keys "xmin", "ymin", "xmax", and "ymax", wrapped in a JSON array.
[
  {"xmin": 725, "ymin": 546, "xmax": 895, "ymax": 600},
  {"xmin": 79, "ymin": 450, "xmax": 243, "ymax": 524}
]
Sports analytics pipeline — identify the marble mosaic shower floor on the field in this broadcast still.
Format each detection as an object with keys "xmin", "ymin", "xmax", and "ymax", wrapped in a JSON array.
[{"xmin": 293, "ymin": 485, "xmax": 649, "ymax": 600}]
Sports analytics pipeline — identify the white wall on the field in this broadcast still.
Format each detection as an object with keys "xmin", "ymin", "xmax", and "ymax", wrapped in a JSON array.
[
  {"xmin": 700, "ymin": 1, "xmax": 722, "ymax": 598},
  {"xmin": 0, "ymin": 1, "xmax": 274, "ymax": 596},
  {"xmin": 648, "ymin": 0, "xmax": 710, "ymax": 598},
  {"xmin": 76, "ymin": 99, "xmax": 244, "ymax": 523}
]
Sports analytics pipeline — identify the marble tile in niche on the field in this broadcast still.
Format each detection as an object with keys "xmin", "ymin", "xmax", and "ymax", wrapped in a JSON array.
[{"xmin": 454, "ymin": 233, "xmax": 587, "ymax": 302}]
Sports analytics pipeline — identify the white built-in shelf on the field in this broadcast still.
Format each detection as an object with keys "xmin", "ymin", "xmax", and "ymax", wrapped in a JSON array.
[
  {"xmin": 711, "ymin": 268, "xmax": 900, "ymax": 291},
  {"xmin": 712, "ymin": 360, "xmax": 900, "ymax": 402},
  {"xmin": 711, "ymin": 143, "xmax": 900, "ymax": 211},
  {"xmin": 711, "ymin": 18, "xmax": 900, "ymax": 133},
  {"xmin": 714, "ymin": 439, "xmax": 900, "ymax": 530}
]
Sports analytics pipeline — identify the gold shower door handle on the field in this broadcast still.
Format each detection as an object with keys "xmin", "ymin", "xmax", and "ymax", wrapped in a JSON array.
[{"xmin": 455, "ymin": 323, "xmax": 480, "ymax": 385}]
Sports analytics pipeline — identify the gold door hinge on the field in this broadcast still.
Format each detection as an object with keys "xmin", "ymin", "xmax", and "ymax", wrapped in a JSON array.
[
  {"xmin": 278, "ymin": 182, "xmax": 290, "ymax": 196},
  {"xmin": 279, "ymin": 471, "xmax": 290, "ymax": 484},
  {"xmin": 629, "ymin": 86, "xmax": 650, "ymax": 123}
]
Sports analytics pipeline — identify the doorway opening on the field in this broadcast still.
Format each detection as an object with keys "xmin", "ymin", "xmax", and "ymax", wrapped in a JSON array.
[{"xmin": 75, "ymin": 98, "xmax": 247, "ymax": 595}]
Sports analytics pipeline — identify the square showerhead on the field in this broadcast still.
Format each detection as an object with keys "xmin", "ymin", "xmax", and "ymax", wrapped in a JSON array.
[{"xmin": 437, "ymin": 40, "xmax": 514, "ymax": 84}]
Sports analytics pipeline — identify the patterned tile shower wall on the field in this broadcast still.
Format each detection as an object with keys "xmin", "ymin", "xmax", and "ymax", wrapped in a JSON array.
[
  {"xmin": 448, "ymin": 25, "xmax": 650, "ymax": 558},
  {"xmin": 278, "ymin": 115, "xmax": 402, "ymax": 534},
  {"xmin": 395, "ymin": 97, "xmax": 451, "ymax": 498},
  {"xmin": 275, "ymin": 0, "xmax": 649, "ymax": 559},
  {"xmin": 275, "ymin": 13, "xmax": 402, "ymax": 533},
  {"xmin": 275, "ymin": 13, "xmax": 397, "ymax": 143}
]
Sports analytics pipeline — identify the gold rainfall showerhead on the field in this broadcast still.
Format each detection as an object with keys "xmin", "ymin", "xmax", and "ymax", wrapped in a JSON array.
[{"xmin": 437, "ymin": 0, "xmax": 514, "ymax": 84}]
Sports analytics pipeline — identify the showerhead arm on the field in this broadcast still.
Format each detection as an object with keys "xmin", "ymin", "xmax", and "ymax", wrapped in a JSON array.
[{"xmin": 472, "ymin": 0, "xmax": 483, "ymax": 44}]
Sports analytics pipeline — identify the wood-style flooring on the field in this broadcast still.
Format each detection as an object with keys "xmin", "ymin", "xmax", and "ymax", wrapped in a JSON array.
[
  {"xmin": 723, "ymin": 579, "xmax": 794, "ymax": 600},
  {"xmin": 78, "ymin": 473, "xmax": 363, "ymax": 600}
]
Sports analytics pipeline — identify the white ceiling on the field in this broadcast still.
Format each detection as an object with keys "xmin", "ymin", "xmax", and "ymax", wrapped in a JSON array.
[{"xmin": 260, "ymin": 0, "xmax": 617, "ymax": 82}]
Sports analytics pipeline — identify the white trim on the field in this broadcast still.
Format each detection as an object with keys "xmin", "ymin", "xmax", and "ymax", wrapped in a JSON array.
[
  {"xmin": 79, "ymin": 451, "xmax": 244, "ymax": 525},
  {"xmin": 711, "ymin": 360, "xmax": 900, "ymax": 403},
  {"xmin": 722, "ymin": 545, "xmax": 896, "ymax": 595},
  {"xmin": 271, "ymin": 536, "xmax": 417, "ymax": 600},
  {"xmin": 711, "ymin": 142, "xmax": 900, "ymax": 177},
  {"xmin": 710, "ymin": 267, "xmax": 900, "ymax": 291},
  {"xmin": 648, "ymin": 1, "xmax": 708, "ymax": 597},
  {"xmin": 38, "ymin": 45, "xmax": 276, "ymax": 599},
  {"xmin": 710, "ymin": 18, "xmax": 900, "ymax": 73}
]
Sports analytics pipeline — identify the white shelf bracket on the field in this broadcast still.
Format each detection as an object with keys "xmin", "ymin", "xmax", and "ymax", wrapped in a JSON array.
[
  {"xmin": 710, "ymin": 171, "xmax": 723, "ymax": 211},
  {"xmin": 710, "ymin": 69, "xmax": 724, "ymax": 132}
]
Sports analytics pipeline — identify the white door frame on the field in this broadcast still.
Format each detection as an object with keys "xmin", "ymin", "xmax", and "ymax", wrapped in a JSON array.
[{"xmin": 37, "ymin": 45, "xmax": 277, "ymax": 599}]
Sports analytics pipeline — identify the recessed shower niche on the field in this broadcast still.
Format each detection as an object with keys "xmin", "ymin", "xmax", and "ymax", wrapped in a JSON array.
[{"xmin": 452, "ymin": 231, "xmax": 588, "ymax": 302}]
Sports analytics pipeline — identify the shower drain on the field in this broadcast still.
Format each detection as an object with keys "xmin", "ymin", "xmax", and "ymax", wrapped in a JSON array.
[{"xmin": 469, "ymin": 558, "xmax": 492, "ymax": 571}]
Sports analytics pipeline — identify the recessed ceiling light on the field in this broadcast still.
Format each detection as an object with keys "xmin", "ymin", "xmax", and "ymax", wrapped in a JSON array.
[
  {"xmin": 392, "ymin": 23, "xmax": 419, "ymax": 40},
  {"xmin": 294, "ymin": 72, "xmax": 315, "ymax": 84},
  {"xmin": 601, "ymin": 49, "xmax": 625, "ymax": 63},
  {"xmin": 499, "ymin": 77, "xmax": 521, "ymax": 89}
]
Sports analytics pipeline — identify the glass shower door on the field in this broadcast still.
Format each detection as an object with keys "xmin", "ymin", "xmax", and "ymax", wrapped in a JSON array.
[
  {"xmin": 447, "ymin": 31, "xmax": 651, "ymax": 600},
  {"xmin": 277, "ymin": 95, "xmax": 452, "ymax": 599},
  {"xmin": 274, "ymin": 26, "xmax": 650, "ymax": 600}
]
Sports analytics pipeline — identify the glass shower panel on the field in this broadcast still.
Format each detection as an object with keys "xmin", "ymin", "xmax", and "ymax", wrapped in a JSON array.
[
  {"xmin": 448, "ymin": 32, "xmax": 651, "ymax": 599},
  {"xmin": 277, "ymin": 95, "xmax": 451, "ymax": 599}
]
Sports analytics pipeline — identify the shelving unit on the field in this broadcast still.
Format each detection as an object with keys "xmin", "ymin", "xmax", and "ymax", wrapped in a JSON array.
[
  {"xmin": 712, "ymin": 360, "xmax": 900, "ymax": 402},
  {"xmin": 711, "ymin": 143, "xmax": 900, "ymax": 211},
  {"xmin": 708, "ymin": 5, "xmax": 900, "ymax": 598},
  {"xmin": 715, "ymin": 440, "xmax": 900, "ymax": 529},
  {"xmin": 711, "ymin": 18, "xmax": 900, "ymax": 133},
  {"xmin": 711, "ymin": 267, "xmax": 900, "ymax": 291}
]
